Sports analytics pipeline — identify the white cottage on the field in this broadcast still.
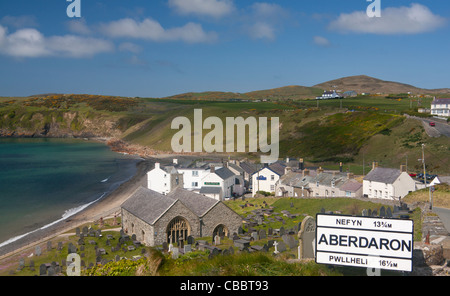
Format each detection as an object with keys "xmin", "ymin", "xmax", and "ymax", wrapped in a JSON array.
[
  {"xmin": 147, "ymin": 163, "xmax": 183, "ymax": 195},
  {"xmin": 363, "ymin": 165, "xmax": 416, "ymax": 200},
  {"xmin": 251, "ymin": 162, "xmax": 286, "ymax": 197}
]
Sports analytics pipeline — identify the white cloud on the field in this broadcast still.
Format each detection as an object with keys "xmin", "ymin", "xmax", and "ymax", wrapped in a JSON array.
[
  {"xmin": 247, "ymin": 22, "xmax": 276, "ymax": 41},
  {"xmin": 168, "ymin": 0, "xmax": 234, "ymax": 18},
  {"xmin": 330, "ymin": 3, "xmax": 446, "ymax": 34},
  {"xmin": 0, "ymin": 25, "xmax": 113, "ymax": 58},
  {"xmin": 119, "ymin": 42, "xmax": 142, "ymax": 53},
  {"xmin": 67, "ymin": 19, "xmax": 92, "ymax": 35},
  {"xmin": 313, "ymin": 36, "xmax": 331, "ymax": 47},
  {"xmin": 99, "ymin": 18, "xmax": 217, "ymax": 43},
  {"xmin": 243, "ymin": 2, "xmax": 289, "ymax": 41}
]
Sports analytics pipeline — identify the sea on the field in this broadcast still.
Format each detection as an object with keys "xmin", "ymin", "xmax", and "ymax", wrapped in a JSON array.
[{"xmin": 0, "ymin": 138, "xmax": 141, "ymax": 248}]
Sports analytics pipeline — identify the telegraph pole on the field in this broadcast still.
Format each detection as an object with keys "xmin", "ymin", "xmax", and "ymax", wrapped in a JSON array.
[{"xmin": 421, "ymin": 144, "xmax": 432, "ymax": 210}]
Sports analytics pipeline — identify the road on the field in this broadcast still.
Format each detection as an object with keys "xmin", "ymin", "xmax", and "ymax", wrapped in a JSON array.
[
  {"xmin": 433, "ymin": 207, "xmax": 450, "ymax": 233},
  {"xmin": 419, "ymin": 117, "xmax": 450, "ymax": 138}
]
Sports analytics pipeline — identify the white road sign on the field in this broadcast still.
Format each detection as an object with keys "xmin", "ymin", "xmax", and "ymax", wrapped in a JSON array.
[{"xmin": 315, "ymin": 214, "xmax": 414, "ymax": 272}]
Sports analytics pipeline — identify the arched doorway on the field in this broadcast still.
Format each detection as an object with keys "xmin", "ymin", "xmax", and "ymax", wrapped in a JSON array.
[
  {"xmin": 167, "ymin": 216, "xmax": 190, "ymax": 244},
  {"xmin": 212, "ymin": 224, "xmax": 229, "ymax": 239}
]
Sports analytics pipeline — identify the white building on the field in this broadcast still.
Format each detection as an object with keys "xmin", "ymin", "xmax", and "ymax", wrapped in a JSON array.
[
  {"xmin": 251, "ymin": 162, "xmax": 286, "ymax": 196},
  {"xmin": 431, "ymin": 98, "xmax": 450, "ymax": 117},
  {"xmin": 363, "ymin": 165, "xmax": 417, "ymax": 200},
  {"xmin": 316, "ymin": 90, "xmax": 343, "ymax": 100},
  {"xmin": 147, "ymin": 163, "xmax": 183, "ymax": 195},
  {"xmin": 177, "ymin": 166, "xmax": 213, "ymax": 191},
  {"xmin": 200, "ymin": 166, "xmax": 243, "ymax": 200}
]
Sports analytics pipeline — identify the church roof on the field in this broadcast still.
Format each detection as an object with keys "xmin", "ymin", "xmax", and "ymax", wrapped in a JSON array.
[
  {"xmin": 121, "ymin": 186, "xmax": 219, "ymax": 225},
  {"xmin": 168, "ymin": 187, "xmax": 219, "ymax": 217}
]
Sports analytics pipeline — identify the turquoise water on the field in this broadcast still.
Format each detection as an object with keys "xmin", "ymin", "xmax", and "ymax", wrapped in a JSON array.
[{"xmin": 0, "ymin": 138, "xmax": 139, "ymax": 247}]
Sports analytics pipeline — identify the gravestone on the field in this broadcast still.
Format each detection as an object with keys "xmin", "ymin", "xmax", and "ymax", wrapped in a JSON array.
[
  {"xmin": 362, "ymin": 209, "xmax": 368, "ymax": 217},
  {"xmin": 35, "ymin": 246, "xmax": 42, "ymax": 256},
  {"xmin": 162, "ymin": 242, "xmax": 169, "ymax": 253},
  {"xmin": 184, "ymin": 245, "xmax": 191, "ymax": 253},
  {"xmin": 277, "ymin": 241, "xmax": 287, "ymax": 253},
  {"xmin": 238, "ymin": 226, "xmax": 244, "ymax": 235},
  {"xmin": 380, "ymin": 206, "xmax": 386, "ymax": 217},
  {"xmin": 259, "ymin": 229, "xmax": 266, "ymax": 240},
  {"xmin": 386, "ymin": 207, "xmax": 392, "ymax": 218},
  {"xmin": 47, "ymin": 241, "xmax": 52, "ymax": 251},
  {"xmin": 279, "ymin": 227, "xmax": 285, "ymax": 236},
  {"xmin": 187, "ymin": 235, "xmax": 195, "ymax": 245},
  {"xmin": 172, "ymin": 247, "xmax": 179, "ymax": 259},
  {"xmin": 234, "ymin": 239, "xmax": 250, "ymax": 251},
  {"xmin": 372, "ymin": 209, "xmax": 378, "ymax": 217},
  {"xmin": 268, "ymin": 228, "xmax": 273, "ymax": 236},
  {"xmin": 297, "ymin": 216, "xmax": 316, "ymax": 259},
  {"xmin": 75, "ymin": 227, "xmax": 80, "ymax": 236},
  {"xmin": 57, "ymin": 242, "xmax": 63, "ymax": 251},
  {"xmin": 214, "ymin": 235, "xmax": 220, "ymax": 245},
  {"xmin": 39, "ymin": 264, "xmax": 47, "ymax": 276},
  {"xmin": 18, "ymin": 258, "xmax": 24, "ymax": 271},
  {"xmin": 282, "ymin": 234, "xmax": 297, "ymax": 250},
  {"xmin": 251, "ymin": 232, "xmax": 259, "ymax": 241}
]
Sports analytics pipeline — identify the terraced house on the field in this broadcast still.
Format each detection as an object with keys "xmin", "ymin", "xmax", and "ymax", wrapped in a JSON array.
[{"xmin": 363, "ymin": 164, "xmax": 417, "ymax": 200}]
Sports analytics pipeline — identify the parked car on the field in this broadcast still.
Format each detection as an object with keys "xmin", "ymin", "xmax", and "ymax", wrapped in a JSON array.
[
  {"xmin": 409, "ymin": 173, "xmax": 417, "ymax": 177},
  {"xmin": 429, "ymin": 122, "xmax": 436, "ymax": 127}
]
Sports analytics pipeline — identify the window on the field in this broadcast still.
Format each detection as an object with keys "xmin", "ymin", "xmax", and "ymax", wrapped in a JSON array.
[
  {"xmin": 192, "ymin": 182, "xmax": 198, "ymax": 187},
  {"xmin": 346, "ymin": 191, "xmax": 351, "ymax": 197},
  {"xmin": 271, "ymin": 175, "xmax": 275, "ymax": 181},
  {"xmin": 270, "ymin": 185, "xmax": 275, "ymax": 191},
  {"xmin": 192, "ymin": 171, "xmax": 198, "ymax": 177}
]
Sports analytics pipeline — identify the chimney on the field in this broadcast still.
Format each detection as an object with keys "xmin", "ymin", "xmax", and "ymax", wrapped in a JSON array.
[
  {"xmin": 155, "ymin": 163, "xmax": 160, "ymax": 169},
  {"xmin": 339, "ymin": 162, "xmax": 343, "ymax": 173},
  {"xmin": 317, "ymin": 167, "xmax": 324, "ymax": 174},
  {"xmin": 285, "ymin": 167, "xmax": 292, "ymax": 174},
  {"xmin": 347, "ymin": 173, "xmax": 354, "ymax": 179},
  {"xmin": 299, "ymin": 158, "xmax": 304, "ymax": 171},
  {"xmin": 286, "ymin": 157, "xmax": 290, "ymax": 164},
  {"xmin": 302, "ymin": 169, "xmax": 310, "ymax": 177},
  {"xmin": 400, "ymin": 165, "xmax": 407, "ymax": 173},
  {"xmin": 173, "ymin": 159, "xmax": 178, "ymax": 165},
  {"xmin": 264, "ymin": 163, "xmax": 269, "ymax": 168},
  {"xmin": 210, "ymin": 165, "xmax": 215, "ymax": 173},
  {"xmin": 372, "ymin": 162, "xmax": 378, "ymax": 170}
]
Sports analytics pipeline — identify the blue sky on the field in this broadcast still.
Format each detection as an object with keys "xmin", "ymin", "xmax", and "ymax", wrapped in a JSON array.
[{"xmin": 0, "ymin": 0, "xmax": 449, "ymax": 97}]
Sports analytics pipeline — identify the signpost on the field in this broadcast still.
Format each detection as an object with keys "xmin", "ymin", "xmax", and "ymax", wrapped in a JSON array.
[{"xmin": 315, "ymin": 214, "xmax": 414, "ymax": 272}]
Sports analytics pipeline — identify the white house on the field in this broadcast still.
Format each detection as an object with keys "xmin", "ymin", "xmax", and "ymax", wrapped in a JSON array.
[
  {"xmin": 147, "ymin": 163, "xmax": 183, "ymax": 195},
  {"xmin": 200, "ymin": 166, "xmax": 243, "ymax": 200},
  {"xmin": 431, "ymin": 98, "xmax": 450, "ymax": 117},
  {"xmin": 177, "ymin": 166, "xmax": 213, "ymax": 191},
  {"xmin": 251, "ymin": 162, "xmax": 286, "ymax": 196},
  {"xmin": 316, "ymin": 90, "xmax": 343, "ymax": 100},
  {"xmin": 363, "ymin": 165, "xmax": 416, "ymax": 200}
]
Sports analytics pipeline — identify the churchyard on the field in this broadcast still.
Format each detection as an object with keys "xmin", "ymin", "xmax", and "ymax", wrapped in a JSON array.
[{"xmin": 0, "ymin": 197, "xmax": 420, "ymax": 276}]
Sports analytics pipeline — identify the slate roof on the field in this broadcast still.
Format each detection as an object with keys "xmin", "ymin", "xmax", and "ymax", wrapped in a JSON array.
[
  {"xmin": 431, "ymin": 98, "xmax": 450, "ymax": 105},
  {"xmin": 239, "ymin": 162, "xmax": 260, "ymax": 175},
  {"xmin": 363, "ymin": 167, "xmax": 401, "ymax": 184},
  {"xmin": 214, "ymin": 167, "xmax": 235, "ymax": 180},
  {"xmin": 199, "ymin": 186, "xmax": 222, "ymax": 194},
  {"xmin": 340, "ymin": 179, "xmax": 363, "ymax": 192},
  {"xmin": 121, "ymin": 187, "xmax": 177, "ymax": 225},
  {"xmin": 121, "ymin": 186, "xmax": 219, "ymax": 225},
  {"xmin": 168, "ymin": 187, "xmax": 219, "ymax": 217},
  {"xmin": 278, "ymin": 171, "xmax": 314, "ymax": 188}
]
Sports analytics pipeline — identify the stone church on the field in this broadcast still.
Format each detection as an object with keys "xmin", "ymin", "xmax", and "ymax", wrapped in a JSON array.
[{"xmin": 121, "ymin": 186, "xmax": 243, "ymax": 246}]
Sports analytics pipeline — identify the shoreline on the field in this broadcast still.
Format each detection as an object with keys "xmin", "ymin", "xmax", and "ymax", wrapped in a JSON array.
[{"xmin": 0, "ymin": 157, "xmax": 153, "ymax": 260}]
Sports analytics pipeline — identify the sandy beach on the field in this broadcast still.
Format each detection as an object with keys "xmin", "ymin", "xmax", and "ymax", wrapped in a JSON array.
[{"xmin": 0, "ymin": 157, "xmax": 154, "ymax": 261}]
